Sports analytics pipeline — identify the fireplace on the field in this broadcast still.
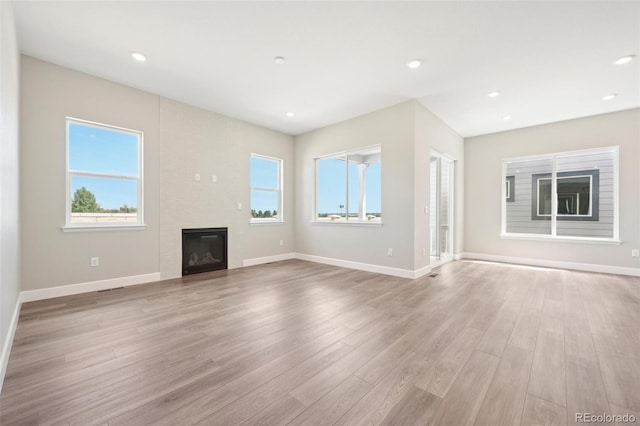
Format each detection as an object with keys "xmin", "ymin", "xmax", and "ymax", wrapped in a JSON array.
[{"xmin": 182, "ymin": 228, "xmax": 228, "ymax": 276}]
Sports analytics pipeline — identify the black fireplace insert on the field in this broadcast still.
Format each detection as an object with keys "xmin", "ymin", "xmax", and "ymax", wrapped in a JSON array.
[{"xmin": 182, "ymin": 227, "xmax": 228, "ymax": 276}]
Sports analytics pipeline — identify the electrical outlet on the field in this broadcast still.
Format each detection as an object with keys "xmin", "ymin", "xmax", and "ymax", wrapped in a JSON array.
[
  {"xmin": 236, "ymin": 202, "xmax": 242, "ymax": 210},
  {"xmin": 91, "ymin": 257, "xmax": 99, "ymax": 267},
  {"xmin": 632, "ymin": 249, "xmax": 640, "ymax": 257},
  {"xmin": 211, "ymin": 175, "xmax": 217, "ymax": 183},
  {"xmin": 279, "ymin": 240, "xmax": 284, "ymax": 246},
  {"xmin": 422, "ymin": 248, "xmax": 426, "ymax": 256},
  {"xmin": 387, "ymin": 248, "xmax": 393, "ymax": 256},
  {"xmin": 194, "ymin": 173, "xmax": 201, "ymax": 182}
]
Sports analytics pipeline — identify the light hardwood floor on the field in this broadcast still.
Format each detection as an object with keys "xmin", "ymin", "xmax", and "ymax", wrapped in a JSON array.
[{"xmin": 1, "ymin": 259, "xmax": 639, "ymax": 425}]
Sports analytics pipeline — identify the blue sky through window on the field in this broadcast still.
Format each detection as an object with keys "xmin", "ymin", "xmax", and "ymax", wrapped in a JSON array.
[
  {"xmin": 69, "ymin": 121, "xmax": 140, "ymax": 210},
  {"xmin": 317, "ymin": 158, "xmax": 381, "ymax": 215}
]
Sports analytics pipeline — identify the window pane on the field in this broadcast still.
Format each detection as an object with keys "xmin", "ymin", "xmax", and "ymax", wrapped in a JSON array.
[
  {"xmin": 367, "ymin": 162, "xmax": 381, "ymax": 220},
  {"xmin": 70, "ymin": 175, "xmax": 138, "ymax": 224},
  {"xmin": 250, "ymin": 190, "xmax": 278, "ymax": 219},
  {"xmin": 556, "ymin": 150, "xmax": 614, "ymax": 238},
  {"xmin": 250, "ymin": 156, "xmax": 278, "ymax": 190},
  {"xmin": 317, "ymin": 157, "xmax": 346, "ymax": 219},
  {"xmin": 538, "ymin": 179, "xmax": 552, "ymax": 215},
  {"xmin": 347, "ymin": 160, "xmax": 359, "ymax": 219},
  {"xmin": 505, "ymin": 158, "xmax": 552, "ymax": 235},
  {"xmin": 68, "ymin": 122, "xmax": 139, "ymax": 176},
  {"xmin": 557, "ymin": 177, "xmax": 590, "ymax": 215}
]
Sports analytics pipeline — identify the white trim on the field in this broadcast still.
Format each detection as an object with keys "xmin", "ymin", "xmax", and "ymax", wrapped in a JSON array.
[
  {"xmin": 294, "ymin": 253, "xmax": 431, "ymax": 279},
  {"xmin": 311, "ymin": 220, "xmax": 383, "ymax": 227},
  {"xmin": 65, "ymin": 117, "xmax": 144, "ymax": 229},
  {"xmin": 459, "ymin": 252, "xmax": 640, "ymax": 277},
  {"xmin": 20, "ymin": 272, "xmax": 161, "ymax": 303},
  {"xmin": 453, "ymin": 253, "xmax": 464, "ymax": 260},
  {"xmin": 0, "ymin": 292, "xmax": 22, "ymax": 394},
  {"xmin": 243, "ymin": 253, "xmax": 296, "ymax": 267},
  {"xmin": 500, "ymin": 233, "xmax": 621, "ymax": 245},
  {"xmin": 250, "ymin": 154, "xmax": 283, "ymax": 223},
  {"xmin": 62, "ymin": 224, "xmax": 147, "ymax": 232}
]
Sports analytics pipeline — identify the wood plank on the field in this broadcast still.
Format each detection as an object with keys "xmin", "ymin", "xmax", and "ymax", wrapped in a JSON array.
[
  {"xmin": 508, "ymin": 308, "xmax": 542, "ymax": 351},
  {"xmin": 474, "ymin": 345, "xmax": 534, "ymax": 426},
  {"xmin": 380, "ymin": 385, "xmax": 441, "ymax": 426},
  {"xmin": 429, "ymin": 350, "xmax": 500, "ymax": 425},
  {"xmin": 566, "ymin": 355, "xmax": 610, "ymax": 426},
  {"xmin": 521, "ymin": 394, "xmax": 567, "ymax": 426},
  {"xmin": 528, "ymin": 330, "xmax": 566, "ymax": 407},
  {"xmin": 288, "ymin": 375, "xmax": 372, "ymax": 425}
]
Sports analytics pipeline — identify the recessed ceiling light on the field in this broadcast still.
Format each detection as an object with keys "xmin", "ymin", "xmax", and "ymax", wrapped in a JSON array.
[
  {"xmin": 488, "ymin": 91, "xmax": 500, "ymax": 98},
  {"xmin": 274, "ymin": 56, "xmax": 287, "ymax": 65},
  {"xmin": 286, "ymin": 112, "xmax": 295, "ymax": 117},
  {"xmin": 503, "ymin": 115, "xmax": 512, "ymax": 121},
  {"xmin": 406, "ymin": 58, "xmax": 422, "ymax": 69},
  {"xmin": 614, "ymin": 55, "xmax": 635, "ymax": 65},
  {"xmin": 602, "ymin": 93, "xmax": 618, "ymax": 101},
  {"xmin": 131, "ymin": 52, "xmax": 146, "ymax": 62}
]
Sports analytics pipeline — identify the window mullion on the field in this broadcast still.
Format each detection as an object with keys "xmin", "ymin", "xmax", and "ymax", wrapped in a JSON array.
[{"xmin": 551, "ymin": 156, "xmax": 557, "ymax": 236}]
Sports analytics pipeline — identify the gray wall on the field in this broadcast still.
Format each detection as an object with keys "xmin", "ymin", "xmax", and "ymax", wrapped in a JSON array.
[
  {"xmin": 0, "ymin": 1, "xmax": 20, "ymax": 377},
  {"xmin": 158, "ymin": 98, "xmax": 294, "ymax": 279},
  {"xmin": 295, "ymin": 101, "xmax": 417, "ymax": 271},
  {"xmin": 20, "ymin": 56, "xmax": 294, "ymax": 290},
  {"xmin": 20, "ymin": 57, "xmax": 161, "ymax": 291},
  {"xmin": 414, "ymin": 102, "xmax": 464, "ymax": 268},
  {"xmin": 465, "ymin": 109, "xmax": 640, "ymax": 269},
  {"xmin": 294, "ymin": 100, "xmax": 464, "ymax": 272}
]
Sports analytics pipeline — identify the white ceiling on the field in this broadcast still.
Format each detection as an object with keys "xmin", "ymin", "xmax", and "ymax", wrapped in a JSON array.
[{"xmin": 12, "ymin": 1, "xmax": 640, "ymax": 137}]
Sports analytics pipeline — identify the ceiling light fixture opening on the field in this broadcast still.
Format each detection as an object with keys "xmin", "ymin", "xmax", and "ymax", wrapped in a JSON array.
[
  {"xmin": 274, "ymin": 56, "xmax": 287, "ymax": 65},
  {"xmin": 503, "ymin": 115, "xmax": 512, "ymax": 121},
  {"xmin": 131, "ymin": 52, "xmax": 147, "ymax": 62},
  {"xmin": 614, "ymin": 55, "xmax": 635, "ymax": 65},
  {"xmin": 406, "ymin": 58, "xmax": 422, "ymax": 69},
  {"xmin": 286, "ymin": 112, "xmax": 295, "ymax": 117},
  {"xmin": 602, "ymin": 93, "xmax": 618, "ymax": 101},
  {"xmin": 488, "ymin": 91, "xmax": 500, "ymax": 98}
]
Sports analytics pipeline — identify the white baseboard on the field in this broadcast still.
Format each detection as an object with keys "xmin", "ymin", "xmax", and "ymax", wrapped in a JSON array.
[
  {"xmin": 21, "ymin": 272, "xmax": 162, "ymax": 303},
  {"xmin": 294, "ymin": 253, "xmax": 430, "ymax": 279},
  {"xmin": 460, "ymin": 252, "xmax": 640, "ymax": 277},
  {"xmin": 0, "ymin": 292, "xmax": 22, "ymax": 394},
  {"xmin": 243, "ymin": 252, "xmax": 296, "ymax": 267},
  {"xmin": 453, "ymin": 253, "xmax": 463, "ymax": 261}
]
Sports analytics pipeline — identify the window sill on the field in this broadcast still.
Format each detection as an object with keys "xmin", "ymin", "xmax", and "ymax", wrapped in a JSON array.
[
  {"xmin": 500, "ymin": 233, "xmax": 621, "ymax": 245},
  {"xmin": 62, "ymin": 224, "xmax": 147, "ymax": 232},
  {"xmin": 249, "ymin": 220, "xmax": 285, "ymax": 226},
  {"xmin": 311, "ymin": 220, "xmax": 383, "ymax": 227}
]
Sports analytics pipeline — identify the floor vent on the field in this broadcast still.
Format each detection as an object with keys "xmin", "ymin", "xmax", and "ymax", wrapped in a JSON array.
[{"xmin": 97, "ymin": 287, "xmax": 125, "ymax": 293}]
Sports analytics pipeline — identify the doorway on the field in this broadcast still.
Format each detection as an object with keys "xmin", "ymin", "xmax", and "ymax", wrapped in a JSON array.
[{"xmin": 430, "ymin": 151, "xmax": 455, "ymax": 265}]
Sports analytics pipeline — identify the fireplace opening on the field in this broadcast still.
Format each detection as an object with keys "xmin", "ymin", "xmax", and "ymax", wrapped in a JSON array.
[{"xmin": 182, "ymin": 227, "xmax": 228, "ymax": 276}]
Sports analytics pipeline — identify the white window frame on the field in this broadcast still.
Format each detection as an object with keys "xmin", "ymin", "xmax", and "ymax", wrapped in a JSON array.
[
  {"xmin": 250, "ymin": 154, "xmax": 284, "ymax": 224},
  {"xmin": 501, "ymin": 146, "xmax": 620, "ymax": 244},
  {"xmin": 63, "ymin": 117, "xmax": 144, "ymax": 232},
  {"xmin": 313, "ymin": 145, "xmax": 382, "ymax": 225}
]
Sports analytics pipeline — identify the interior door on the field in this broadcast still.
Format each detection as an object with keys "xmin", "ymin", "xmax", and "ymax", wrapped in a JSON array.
[{"xmin": 430, "ymin": 152, "xmax": 454, "ymax": 262}]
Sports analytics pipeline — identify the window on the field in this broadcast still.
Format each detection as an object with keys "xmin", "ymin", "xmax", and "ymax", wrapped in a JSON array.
[
  {"xmin": 250, "ymin": 154, "xmax": 283, "ymax": 223},
  {"xmin": 502, "ymin": 147, "xmax": 618, "ymax": 241},
  {"xmin": 315, "ymin": 146, "xmax": 381, "ymax": 222},
  {"xmin": 505, "ymin": 175, "xmax": 515, "ymax": 202},
  {"xmin": 65, "ymin": 118, "xmax": 143, "ymax": 229},
  {"xmin": 531, "ymin": 170, "xmax": 599, "ymax": 221}
]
